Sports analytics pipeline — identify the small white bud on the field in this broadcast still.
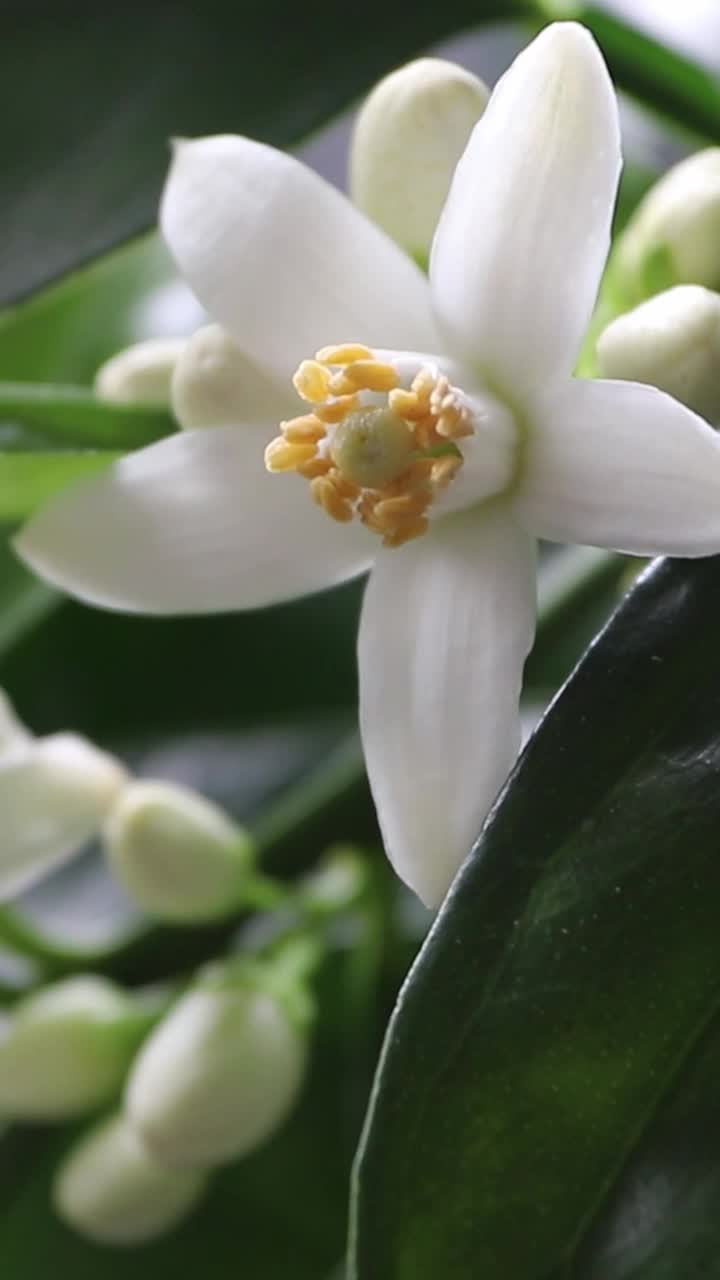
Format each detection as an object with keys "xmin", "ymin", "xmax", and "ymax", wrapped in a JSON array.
[
  {"xmin": 0, "ymin": 977, "xmax": 146, "ymax": 1119},
  {"xmin": 104, "ymin": 780, "xmax": 253, "ymax": 923},
  {"xmin": 350, "ymin": 58, "xmax": 489, "ymax": 264},
  {"xmin": 0, "ymin": 689, "xmax": 32, "ymax": 754},
  {"xmin": 597, "ymin": 284, "xmax": 720, "ymax": 424},
  {"xmin": 126, "ymin": 969, "xmax": 308, "ymax": 1168},
  {"xmin": 171, "ymin": 324, "xmax": 291, "ymax": 429},
  {"xmin": 0, "ymin": 731, "xmax": 128, "ymax": 901},
  {"xmin": 53, "ymin": 1112, "xmax": 207, "ymax": 1245},
  {"xmin": 615, "ymin": 149, "xmax": 720, "ymax": 302},
  {"xmin": 94, "ymin": 338, "xmax": 187, "ymax": 407}
]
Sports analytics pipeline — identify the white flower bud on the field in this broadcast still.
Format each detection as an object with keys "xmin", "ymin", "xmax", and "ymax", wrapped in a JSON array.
[
  {"xmin": 615, "ymin": 149, "xmax": 720, "ymax": 302},
  {"xmin": 349, "ymin": 58, "xmax": 489, "ymax": 264},
  {"xmin": 0, "ymin": 730, "xmax": 128, "ymax": 900},
  {"xmin": 0, "ymin": 689, "xmax": 32, "ymax": 753},
  {"xmin": 597, "ymin": 285, "xmax": 720, "ymax": 424},
  {"xmin": 171, "ymin": 324, "xmax": 291, "ymax": 429},
  {"xmin": 126, "ymin": 970, "xmax": 307, "ymax": 1168},
  {"xmin": 94, "ymin": 338, "xmax": 187, "ymax": 407},
  {"xmin": 0, "ymin": 977, "xmax": 146, "ymax": 1119},
  {"xmin": 53, "ymin": 1113, "xmax": 207, "ymax": 1245},
  {"xmin": 104, "ymin": 780, "xmax": 253, "ymax": 923}
]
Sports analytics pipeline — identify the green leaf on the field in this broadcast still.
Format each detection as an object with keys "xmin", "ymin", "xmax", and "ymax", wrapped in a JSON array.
[
  {"xmin": 0, "ymin": 452, "xmax": 120, "ymax": 522},
  {"xmin": 350, "ymin": 553, "xmax": 720, "ymax": 1279},
  {"xmin": 0, "ymin": 384, "xmax": 173, "ymax": 450},
  {"xmin": 1, "ymin": 0, "xmax": 524, "ymax": 307},
  {"xmin": 0, "ymin": 536, "xmax": 58, "ymax": 662}
]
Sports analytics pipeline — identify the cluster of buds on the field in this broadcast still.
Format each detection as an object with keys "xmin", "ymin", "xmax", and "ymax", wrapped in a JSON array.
[
  {"xmin": 0, "ymin": 691, "xmax": 341, "ymax": 1244},
  {"xmin": 597, "ymin": 150, "xmax": 720, "ymax": 422}
]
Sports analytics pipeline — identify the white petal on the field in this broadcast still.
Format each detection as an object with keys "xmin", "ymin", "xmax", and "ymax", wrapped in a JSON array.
[
  {"xmin": 15, "ymin": 426, "xmax": 373, "ymax": 613},
  {"xmin": 0, "ymin": 735, "xmax": 127, "ymax": 901},
  {"xmin": 430, "ymin": 23, "xmax": 621, "ymax": 397},
  {"xmin": 0, "ymin": 690, "xmax": 32, "ymax": 756},
  {"xmin": 359, "ymin": 504, "xmax": 536, "ymax": 908},
  {"xmin": 513, "ymin": 377, "xmax": 720, "ymax": 555},
  {"xmin": 161, "ymin": 135, "xmax": 438, "ymax": 381}
]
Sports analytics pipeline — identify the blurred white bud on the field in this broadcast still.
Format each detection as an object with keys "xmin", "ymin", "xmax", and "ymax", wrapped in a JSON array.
[
  {"xmin": 94, "ymin": 338, "xmax": 187, "ymax": 407},
  {"xmin": 104, "ymin": 780, "xmax": 254, "ymax": 923},
  {"xmin": 0, "ymin": 977, "xmax": 146, "ymax": 1119},
  {"xmin": 0, "ymin": 689, "xmax": 32, "ymax": 753},
  {"xmin": 0, "ymin": 724, "xmax": 128, "ymax": 901},
  {"xmin": 349, "ymin": 58, "xmax": 489, "ymax": 264},
  {"xmin": 53, "ymin": 1112, "xmax": 207, "ymax": 1245},
  {"xmin": 126, "ymin": 969, "xmax": 308, "ymax": 1168},
  {"xmin": 615, "ymin": 149, "xmax": 720, "ymax": 302},
  {"xmin": 171, "ymin": 324, "xmax": 292, "ymax": 429},
  {"xmin": 597, "ymin": 284, "xmax": 720, "ymax": 424}
]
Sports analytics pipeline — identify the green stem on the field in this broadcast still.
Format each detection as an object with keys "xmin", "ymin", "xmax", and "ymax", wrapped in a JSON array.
[{"xmin": 0, "ymin": 383, "xmax": 174, "ymax": 450}]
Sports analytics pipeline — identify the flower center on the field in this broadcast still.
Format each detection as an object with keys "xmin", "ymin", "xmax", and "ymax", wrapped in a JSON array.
[{"xmin": 264, "ymin": 344, "xmax": 474, "ymax": 547}]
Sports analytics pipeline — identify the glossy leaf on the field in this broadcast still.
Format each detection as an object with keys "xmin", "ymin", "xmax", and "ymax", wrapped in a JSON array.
[
  {"xmin": 0, "ymin": 0, "xmax": 522, "ymax": 306},
  {"xmin": 350, "ymin": 553, "xmax": 720, "ymax": 1279},
  {"xmin": 0, "ymin": 384, "xmax": 173, "ymax": 449}
]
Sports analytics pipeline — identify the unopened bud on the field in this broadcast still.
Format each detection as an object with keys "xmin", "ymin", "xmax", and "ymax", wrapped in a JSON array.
[
  {"xmin": 171, "ymin": 324, "xmax": 291, "ymax": 428},
  {"xmin": 597, "ymin": 285, "xmax": 720, "ymax": 424},
  {"xmin": 104, "ymin": 780, "xmax": 253, "ymax": 922},
  {"xmin": 54, "ymin": 1113, "xmax": 207, "ymax": 1245},
  {"xmin": 126, "ymin": 965, "xmax": 308, "ymax": 1168},
  {"xmin": 0, "ymin": 977, "xmax": 147, "ymax": 1119},
  {"xmin": 614, "ymin": 149, "xmax": 720, "ymax": 304},
  {"xmin": 350, "ymin": 58, "xmax": 489, "ymax": 264},
  {"xmin": 0, "ymin": 730, "xmax": 128, "ymax": 900},
  {"xmin": 94, "ymin": 338, "xmax": 187, "ymax": 407},
  {"xmin": 0, "ymin": 689, "xmax": 31, "ymax": 753}
]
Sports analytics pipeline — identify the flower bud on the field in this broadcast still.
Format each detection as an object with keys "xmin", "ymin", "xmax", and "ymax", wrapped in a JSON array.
[
  {"xmin": 349, "ymin": 58, "xmax": 489, "ymax": 264},
  {"xmin": 126, "ymin": 966, "xmax": 308, "ymax": 1168},
  {"xmin": 53, "ymin": 1113, "xmax": 207, "ymax": 1245},
  {"xmin": 614, "ymin": 149, "xmax": 720, "ymax": 303},
  {"xmin": 0, "ymin": 977, "xmax": 147, "ymax": 1119},
  {"xmin": 597, "ymin": 285, "xmax": 720, "ymax": 424},
  {"xmin": 0, "ymin": 689, "xmax": 31, "ymax": 753},
  {"xmin": 0, "ymin": 730, "xmax": 128, "ymax": 900},
  {"xmin": 171, "ymin": 324, "xmax": 291, "ymax": 428},
  {"xmin": 94, "ymin": 338, "xmax": 187, "ymax": 406},
  {"xmin": 104, "ymin": 780, "xmax": 254, "ymax": 922}
]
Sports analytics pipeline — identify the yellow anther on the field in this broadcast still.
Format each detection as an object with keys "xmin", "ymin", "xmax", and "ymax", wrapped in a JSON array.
[
  {"xmin": 315, "ymin": 343, "xmax": 374, "ymax": 365},
  {"xmin": 383, "ymin": 516, "xmax": 430, "ymax": 547},
  {"xmin": 264, "ymin": 438, "xmax": 318, "ymax": 472},
  {"xmin": 315, "ymin": 394, "xmax": 360, "ymax": 423},
  {"xmin": 327, "ymin": 468, "xmax": 361, "ymax": 500},
  {"xmin": 340, "ymin": 361, "xmax": 400, "ymax": 393},
  {"xmin": 297, "ymin": 456, "xmax": 333, "ymax": 479},
  {"xmin": 293, "ymin": 360, "xmax": 333, "ymax": 402},
  {"xmin": 310, "ymin": 476, "xmax": 353, "ymax": 523},
  {"xmin": 373, "ymin": 493, "xmax": 428, "ymax": 520},
  {"xmin": 388, "ymin": 388, "xmax": 427, "ymax": 421},
  {"xmin": 282, "ymin": 415, "xmax": 326, "ymax": 443},
  {"xmin": 431, "ymin": 455, "xmax": 463, "ymax": 487},
  {"xmin": 436, "ymin": 411, "xmax": 473, "ymax": 439}
]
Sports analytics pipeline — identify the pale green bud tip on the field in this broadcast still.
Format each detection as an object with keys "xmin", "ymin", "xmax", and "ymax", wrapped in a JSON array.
[
  {"xmin": 94, "ymin": 338, "xmax": 187, "ymax": 407},
  {"xmin": 171, "ymin": 323, "xmax": 287, "ymax": 429},
  {"xmin": 104, "ymin": 780, "xmax": 253, "ymax": 923},
  {"xmin": 616, "ymin": 149, "xmax": 720, "ymax": 302},
  {"xmin": 53, "ymin": 1113, "xmax": 207, "ymax": 1246},
  {"xmin": 0, "ymin": 977, "xmax": 143, "ymax": 1119},
  {"xmin": 350, "ymin": 57, "xmax": 489, "ymax": 263},
  {"xmin": 597, "ymin": 284, "xmax": 720, "ymax": 425},
  {"xmin": 126, "ymin": 977, "xmax": 307, "ymax": 1169}
]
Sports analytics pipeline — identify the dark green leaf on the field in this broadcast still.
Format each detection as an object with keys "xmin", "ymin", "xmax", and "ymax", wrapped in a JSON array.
[
  {"xmin": 0, "ymin": 0, "xmax": 524, "ymax": 306},
  {"xmin": 350, "ymin": 553, "xmax": 720, "ymax": 1279},
  {"xmin": 0, "ymin": 384, "xmax": 173, "ymax": 450}
]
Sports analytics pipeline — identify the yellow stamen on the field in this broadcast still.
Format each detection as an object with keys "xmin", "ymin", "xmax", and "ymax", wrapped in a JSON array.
[
  {"xmin": 282, "ymin": 415, "xmax": 326, "ymax": 443},
  {"xmin": 266, "ymin": 346, "xmax": 474, "ymax": 549},
  {"xmin": 293, "ymin": 360, "xmax": 332, "ymax": 402},
  {"xmin": 315, "ymin": 394, "xmax": 360, "ymax": 423},
  {"xmin": 315, "ymin": 343, "xmax": 373, "ymax": 365},
  {"xmin": 310, "ymin": 476, "xmax": 353, "ymax": 523},
  {"xmin": 264, "ymin": 438, "xmax": 319, "ymax": 472},
  {"xmin": 340, "ymin": 361, "xmax": 400, "ymax": 393}
]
